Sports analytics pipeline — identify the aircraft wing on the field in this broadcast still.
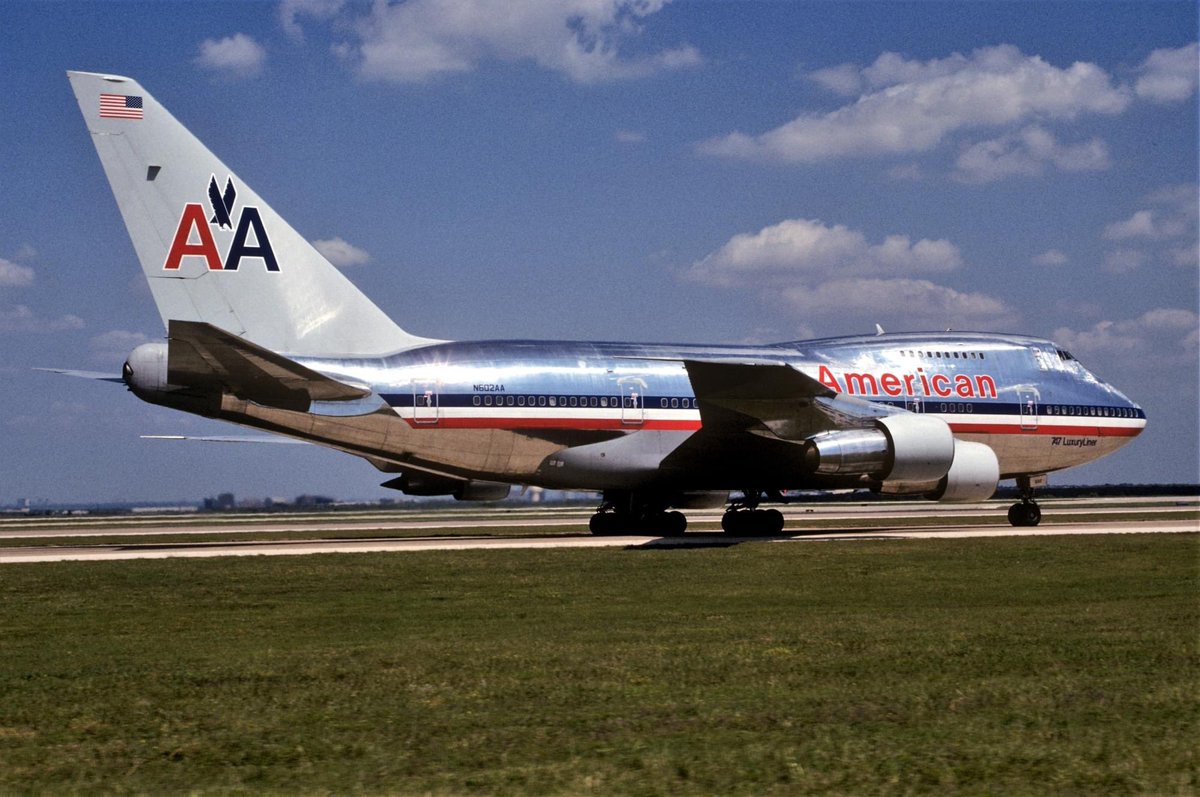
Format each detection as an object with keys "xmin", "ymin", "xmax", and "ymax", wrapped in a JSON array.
[
  {"xmin": 168, "ymin": 320, "xmax": 370, "ymax": 411},
  {"xmin": 680, "ymin": 358, "xmax": 899, "ymax": 441}
]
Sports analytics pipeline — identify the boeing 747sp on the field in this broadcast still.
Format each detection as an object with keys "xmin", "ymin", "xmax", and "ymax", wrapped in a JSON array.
[{"xmin": 64, "ymin": 71, "xmax": 1145, "ymax": 534}]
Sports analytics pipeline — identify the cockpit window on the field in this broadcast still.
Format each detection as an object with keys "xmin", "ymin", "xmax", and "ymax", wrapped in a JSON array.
[{"xmin": 1056, "ymin": 349, "xmax": 1076, "ymax": 361}]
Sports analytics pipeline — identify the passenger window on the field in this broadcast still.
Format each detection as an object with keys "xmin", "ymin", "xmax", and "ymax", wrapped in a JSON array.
[{"xmin": 472, "ymin": 396, "xmax": 481, "ymax": 406}]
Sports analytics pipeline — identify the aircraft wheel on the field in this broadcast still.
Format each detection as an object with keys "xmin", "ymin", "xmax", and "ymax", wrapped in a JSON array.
[
  {"xmin": 589, "ymin": 512, "xmax": 621, "ymax": 535},
  {"xmin": 762, "ymin": 508, "xmax": 785, "ymax": 534},
  {"xmin": 1007, "ymin": 502, "xmax": 1041, "ymax": 527},
  {"xmin": 659, "ymin": 511, "xmax": 688, "ymax": 536},
  {"xmin": 721, "ymin": 511, "xmax": 745, "ymax": 535}
]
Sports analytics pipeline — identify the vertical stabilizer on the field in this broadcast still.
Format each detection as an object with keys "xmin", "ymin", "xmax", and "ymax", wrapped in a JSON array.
[{"xmin": 68, "ymin": 71, "xmax": 438, "ymax": 357}]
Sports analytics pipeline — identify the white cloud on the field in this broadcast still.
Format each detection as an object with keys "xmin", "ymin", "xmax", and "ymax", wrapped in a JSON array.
[
  {"xmin": 0, "ymin": 258, "xmax": 34, "ymax": 289},
  {"xmin": 1104, "ymin": 208, "xmax": 1190, "ymax": 241},
  {"xmin": 807, "ymin": 62, "xmax": 863, "ymax": 96},
  {"xmin": 702, "ymin": 45, "xmax": 1130, "ymax": 163},
  {"xmin": 280, "ymin": 0, "xmax": 345, "ymax": 42},
  {"xmin": 1134, "ymin": 43, "xmax": 1199, "ymax": 103},
  {"xmin": 1032, "ymin": 249, "xmax": 1069, "ymax": 266},
  {"xmin": 954, "ymin": 125, "xmax": 1109, "ymax": 183},
  {"xmin": 1168, "ymin": 242, "xmax": 1199, "ymax": 268},
  {"xmin": 1053, "ymin": 308, "xmax": 1199, "ymax": 367},
  {"xmin": 196, "ymin": 33, "xmax": 267, "ymax": 77},
  {"xmin": 615, "ymin": 129, "xmax": 646, "ymax": 144},
  {"xmin": 780, "ymin": 278, "xmax": 1016, "ymax": 332},
  {"xmin": 342, "ymin": 0, "xmax": 700, "ymax": 84},
  {"xmin": 0, "ymin": 306, "xmax": 84, "ymax": 333},
  {"xmin": 90, "ymin": 330, "xmax": 154, "ymax": 364},
  {"xmin": 1102, "ymin": 248, "xmax": 1147, "ymax": 274},
  {"xmin": 887, "ymin": 163, "xmax": 923, "ymax": 181},
  {"xmin": 1102, "ymin": 183, "xmax": 1198, "ymax": 270},
  {"xmin": 687, "ymin": 218, "xmax": 963, "ymax": 287},
  {"xmin": 685, "ymin": 218, "xmax": 1011, "ymax": 332},
  {"xmin": 313, "ymin": 237, "xmax": 371, "ymax": 268}
]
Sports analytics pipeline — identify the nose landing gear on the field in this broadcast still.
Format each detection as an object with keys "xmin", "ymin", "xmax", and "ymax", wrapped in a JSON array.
[{"xmin": 1008, "ymin": 475, "xmax": 1042, "ymax": 527}]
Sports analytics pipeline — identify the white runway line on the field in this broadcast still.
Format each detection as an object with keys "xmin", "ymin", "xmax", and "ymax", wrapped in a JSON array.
[{"xmin": 1, "ymin": 519, "xmax": 1194, "ymax": 564}]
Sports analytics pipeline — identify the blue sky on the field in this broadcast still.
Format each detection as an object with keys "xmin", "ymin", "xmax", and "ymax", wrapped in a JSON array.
[{"xmin": 1, "ymin": 1, "xmax": 1196, "ymax": 504}]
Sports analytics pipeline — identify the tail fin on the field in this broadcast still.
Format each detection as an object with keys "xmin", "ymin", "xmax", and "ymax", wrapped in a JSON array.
[{"xmin": 67, "ymin": 71, "xmax": 437, "ymax": 357}]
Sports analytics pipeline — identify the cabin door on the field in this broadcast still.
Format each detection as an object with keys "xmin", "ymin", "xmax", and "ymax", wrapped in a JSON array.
[
  {"xmin": 412, "ymin": 380, "xmax": 439, "ymax": 425},
  {"xmin": 619, "ymin": 377, "xmax": 646, "ymax": 426},
  {"xmin": 1017, "ymin": 388, "xmax": 1038, "ymax": 430}
]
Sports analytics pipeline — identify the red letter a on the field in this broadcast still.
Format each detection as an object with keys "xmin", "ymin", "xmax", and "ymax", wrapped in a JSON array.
[
  {"xmin": 817, "ymin": 365, "xmax": 841, "ymax": 392},
  {"xmin": 163, "ymin": 204, "xmax": 222, "ymax": 271}
]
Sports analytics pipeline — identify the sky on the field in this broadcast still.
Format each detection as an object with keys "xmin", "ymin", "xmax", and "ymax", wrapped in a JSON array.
[{"xmin": 1, "ymin": 0, "xmax": 1196, "ymax": 504}]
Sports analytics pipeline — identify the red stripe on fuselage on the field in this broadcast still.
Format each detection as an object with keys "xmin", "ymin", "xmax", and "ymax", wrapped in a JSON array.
[
  {"xmin": 399, "ymin": 415, "xmax": 1140, "ymax": 436},
  {"xmin": 947, "ymin": 422, "xmax": 1142, "ymax": 437},
  {"xmin": 402, "ymin": 416, "xmax": 704, "ymax": 431}
]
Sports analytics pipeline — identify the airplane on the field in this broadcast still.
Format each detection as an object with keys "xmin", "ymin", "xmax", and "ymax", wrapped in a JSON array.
[{"xmin": 63, "ymin": 70, "xmax": 1146, "ymax": 535}]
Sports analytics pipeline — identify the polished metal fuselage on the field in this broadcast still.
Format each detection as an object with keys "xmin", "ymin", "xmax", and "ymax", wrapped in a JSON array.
[{"xmin": 178, "ymin": 331, "xmax": 1144, "ymax": 494}]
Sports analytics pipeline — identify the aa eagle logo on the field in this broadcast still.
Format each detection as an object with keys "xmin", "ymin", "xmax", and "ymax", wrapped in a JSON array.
[{"xmin": 163, "ymin": 175, "xmax": 280, "ymax": 272}]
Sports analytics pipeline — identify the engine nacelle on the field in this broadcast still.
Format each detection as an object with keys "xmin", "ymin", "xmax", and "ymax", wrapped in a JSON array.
[
  {"xmin": 382, "ymin": 472, "xmax": 511, "ymax": 501},
  {"xmin": 926, "ymin": 439, "xmax": 999, "ymax": 502},
  {"xmin": 804, "ymin": 414, "xmax": 955, "ymax": 483},
  {"xmin": 875, "ymin": 439, "xmax": 1000, "ymax": 502},
  {"xmin": 122, "ymin": 342, "xmax": 170, "ymax": 398}
]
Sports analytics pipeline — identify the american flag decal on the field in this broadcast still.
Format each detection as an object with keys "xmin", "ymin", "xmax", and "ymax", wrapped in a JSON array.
[{"xmin": 99, "ymin": 93, "xmax": 143, "ymax": 119}]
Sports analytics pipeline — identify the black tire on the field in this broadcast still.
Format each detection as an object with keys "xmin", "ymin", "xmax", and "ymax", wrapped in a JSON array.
[
  {"xmin": 721, "ymin": 511, "xmax": 743, "ymax": 534},
  {"xmin": 1024, "ymin": 503, "xmax": 1041, "ymax": 526},
  {"xmin": 1007, "ymin": 503, "xmax": 1022, "ymax": 526},
  {"xmin": 660, "ymin": 511, "xmax": 688, "ymax": 536},
  {"xmin": 762, "ymin": 508, "xmax": 785, "ymax": 534},
  {"xmin": 589, "ymin": 513, "xmax": 619, "ymax": 535}
]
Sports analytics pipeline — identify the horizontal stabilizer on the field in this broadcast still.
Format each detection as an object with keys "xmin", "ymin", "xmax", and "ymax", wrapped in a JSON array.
[
  {"xmin": 34, "ymin": 367, "xmax": 125, "ymax": 384},
  {"xmin": 142, "ymin": 434, "xmax": 310, "ymax": 445},
  {"xmin": 168, "ymin": 320, "xmax": 370, "ymax": 411}
]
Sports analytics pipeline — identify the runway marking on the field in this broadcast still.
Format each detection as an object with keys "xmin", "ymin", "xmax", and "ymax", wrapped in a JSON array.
[{"xmin": 1, "ymin": 520, "xmax": 1194, "ymax": 564}]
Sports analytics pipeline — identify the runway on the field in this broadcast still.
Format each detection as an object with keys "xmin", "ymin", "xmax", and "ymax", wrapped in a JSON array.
[{"xmin": 1, "ymin": 498, "xmax": 1194, "ymax": 563}]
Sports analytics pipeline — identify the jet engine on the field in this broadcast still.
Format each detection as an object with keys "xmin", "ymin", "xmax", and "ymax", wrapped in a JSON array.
[
  {"xmin": 925, "ymin": 439, "xmax": 999, "ymax": 502},
  {"xmin": 803, "ymin": 414, "xmax": 955, "ymax": 483},
  {"xmin": 803, "ymin": 415, "xmax": 1000, "ymax": 503}
]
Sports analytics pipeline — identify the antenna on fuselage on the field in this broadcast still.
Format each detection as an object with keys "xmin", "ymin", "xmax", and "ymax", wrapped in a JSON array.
[{"xmin": 874, "ymin": 323, "xmax": 886, "ymax": 336}]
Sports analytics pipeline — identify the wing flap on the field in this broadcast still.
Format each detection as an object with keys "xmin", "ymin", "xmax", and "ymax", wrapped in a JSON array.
[{"xmin": 681, "ymin": 358, "xmax": 898, "ymax": 440}]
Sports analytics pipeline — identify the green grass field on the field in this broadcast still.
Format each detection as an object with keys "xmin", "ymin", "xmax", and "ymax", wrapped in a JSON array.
[{"xmin": 0, "ymin": 534, "xmax": 1196, "ymax": 795}]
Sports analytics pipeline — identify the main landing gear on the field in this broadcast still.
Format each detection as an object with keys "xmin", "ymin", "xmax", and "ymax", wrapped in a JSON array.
[
  {"xmin": 1007, "ymin": 475, "xmax": 1042, "ymax": 527},
  {"xmin": 589, "ymin": 494, "xmax": 687, "ymax": 536},
  {"xmin": 721, "ymin": 490, "xmax": 786, "ymax": 535}
]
